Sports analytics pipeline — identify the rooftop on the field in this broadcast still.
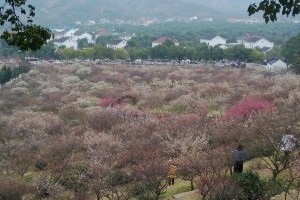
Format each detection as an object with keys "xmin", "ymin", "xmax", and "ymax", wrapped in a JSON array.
[{"xmin": 152, "ymin": 36, "xmax": 168, "ymax": 44}]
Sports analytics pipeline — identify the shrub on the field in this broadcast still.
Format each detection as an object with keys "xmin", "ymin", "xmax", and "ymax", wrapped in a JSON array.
[
  {"xmin": 62, "ymin": 75, "xmax": 81, "ymax": 84},
  {"xmin": 59, "ymin": 105, "xmax": 87, "ymax": 127},
  {"xmin": 170, "ymin": 94, "xmax": 209, "ymax": 115},
  {"xmin": 231, "ymin": 171, "xmax": 267, "ymax": 200},
  {"xmin": 75, "ymin": 67, "xmax": 92, "ymax": 80},
  {"xmin": 0, "ymin": 179, "xmax": 34, "ymax": 200},
  {"xmin": 87, "ymin": 107, "xmax": 123, "ymax": 132},
  {"xmin": 129, "ymin": 183, "xmax": 156, "ymax": 200},
  {"xmin": 89, "ymin": 81, "xmax": 114, "ymax": 98},
  {"xmin": 201, "ymin": 83, "xmax": 230, "ymax": 97},
  {"xmin": 211, "ymin": 180, "xmax": 246, "ymax": 200},
  {"xmin": 168, "ymin": 72, "xmax": 181, "ymax": 83},
  {"xmin": 263, "ymin": 178, "xmax": 285, "ymax": 198},
  {"xmin": 23, "ymin": 171, "xmax": 35, "ymax": 182},
  {"xmin": 163, "ymin": 87, "xmax": 190, "ymax": 102},
  {"xmin": 59, "ymin": 166, "xmax": 88, "ymax": 198},
  {"xmin": 34, "ymin": 177, "xmax": 64, "ymax": 199},
  {"xmin": 35, "ymin": 159, "xmax": 47, "ymax": 170},
  {"xmin": 107, "ymin": 169, "xmax": 131, "ymax": 187},
  {"xmin": 168, "ymin": 104, "xmax": 187, "ymax": 114}
]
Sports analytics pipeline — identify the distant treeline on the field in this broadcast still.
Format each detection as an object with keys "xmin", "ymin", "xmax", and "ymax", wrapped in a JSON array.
[{"xmin": 23, "ymin": 41, "xmax": 265, "ymax": 63}]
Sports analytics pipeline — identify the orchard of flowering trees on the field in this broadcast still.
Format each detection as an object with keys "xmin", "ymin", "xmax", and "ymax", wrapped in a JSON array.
[{"xmin": 0, "ymin": 61, "xmax": 300, "ymax": 199}]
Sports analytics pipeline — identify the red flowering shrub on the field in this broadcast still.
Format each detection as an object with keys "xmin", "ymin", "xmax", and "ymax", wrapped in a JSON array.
[
  {"xmin": 223, "ymin": 97, "xmax": 273, "ymax": 120},
  {"xmin": 99, "ymin": 97, "xmax": 116, "ymax": 107},
  {"xmin": 168, "ymin": 72, "xmax": 182, "ymax": 84}
]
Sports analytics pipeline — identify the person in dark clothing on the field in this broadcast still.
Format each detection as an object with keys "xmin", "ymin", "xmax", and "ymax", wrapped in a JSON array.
[{"xmin": 233, "ymin": 144, "xmax": 245, "ymax": 173}]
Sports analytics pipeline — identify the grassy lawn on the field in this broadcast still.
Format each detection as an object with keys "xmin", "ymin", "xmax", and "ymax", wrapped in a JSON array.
[{"xmin": 160, "ymin": 179, "xmax": 193, "ymax": 199}]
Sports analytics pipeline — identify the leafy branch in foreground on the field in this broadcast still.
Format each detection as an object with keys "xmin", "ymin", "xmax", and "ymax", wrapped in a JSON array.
[
  {"xmin": 248, "ymin": 0, "xmax": 300, "ymax": 23},
  {"xmin": 0, "ymin": 0, "xmax": 51, "ymax": 51}
]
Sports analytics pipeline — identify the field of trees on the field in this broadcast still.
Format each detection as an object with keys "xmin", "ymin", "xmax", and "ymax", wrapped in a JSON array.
[{"xmin": 0, "ymin": 61, "xmax": 300, "ymax": 199}]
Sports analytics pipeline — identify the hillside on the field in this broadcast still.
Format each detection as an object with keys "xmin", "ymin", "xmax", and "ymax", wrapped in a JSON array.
[
  {"xmin": 29, "ymin": 0, "xmax": 220, "ymax": 25},
  {"xmin": 183, "ymin": 0, "xmax": 261, "ymax": 17},
  {"xmin": 1, "ymin": 62, "xmax": 300, "ymax": 199}
]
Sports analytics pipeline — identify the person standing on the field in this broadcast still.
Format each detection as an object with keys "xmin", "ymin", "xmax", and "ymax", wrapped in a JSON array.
[
  {"xmin": 233, "ymin": 144, "xmax": 245, "ymax": 173},
  {"xmin": 281, "ymin": 134, "xmax": 297, "ymax": 157},
  {"xmin": 167, "ymin": 160, "xmax": 177, "ymax": 186}
]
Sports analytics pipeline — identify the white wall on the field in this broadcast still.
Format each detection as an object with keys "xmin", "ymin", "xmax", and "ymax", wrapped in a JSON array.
[
  {"xmin": 267, "ymin": 60, "xmax": 287, "ymax": 71},
  {"xmin": 200, "ymin": 36, "xmax": 226, "ymax": 47},
  {"xmin": 74, "ymin": 33, "xmax": 94, "ymax": 43},
  {"xmin": 54, "ymin": 39, "xmax": 78, "ymax": 50},
  {"xmin": 253, "ymin": 38, "xmax": 274, "ymax": 49}
]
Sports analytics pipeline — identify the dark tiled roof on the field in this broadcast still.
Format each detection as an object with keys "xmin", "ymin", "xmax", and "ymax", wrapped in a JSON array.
[
  {"xmin": 74, "ymin": 31, "xmax": 92, "ymax": 37},
  {"xmin": 107, "ymin": 39, "xmax": 124, "ymax": 45},
  {"xmin": 202, "ymin": 35, "xmax": 225, "ymax": 40},
  {"xmin": 242, "ymin": 36, "xmax": 262, "ymax": 43},
  {"xmin": 267, "ymin": 59, "xmax": 279, "ymax": 65},
  {"xmin": 53, "ymin": 30, "xmax": 68, "ymax": 36},
  {"xmin": 52, "ymin": 37, "xmax": 70, "ymax": 43},
  {"xmin": 74, "ymin": 31, "xmax": 85, "ymax": 36}
]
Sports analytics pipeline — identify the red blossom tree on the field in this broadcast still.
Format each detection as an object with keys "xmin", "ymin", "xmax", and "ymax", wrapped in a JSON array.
[
  {"xmin": 223, "ymin": 97, "xmax": 273, "ymax": 120},
  {"xmin": 99, "ymin": 97, "xmax": 117, "ymax": 107}
]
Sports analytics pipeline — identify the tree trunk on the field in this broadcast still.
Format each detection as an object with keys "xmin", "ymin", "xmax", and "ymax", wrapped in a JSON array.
[{"xmin": 190, "ymin": 179, "xmax": 194, "ymax": 191}]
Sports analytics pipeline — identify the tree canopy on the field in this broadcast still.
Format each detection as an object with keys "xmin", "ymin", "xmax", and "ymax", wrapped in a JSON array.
[
  {"xmin": 283, "ymin": 32, "xmax": 300, "ymax": 73},
  {"xmin": 0, "ymin": 0, "xmax": 51, "ymax": 51},
  {"xmin": 248, "ymin": 0, "xmax": 300, "ymax": 23}
]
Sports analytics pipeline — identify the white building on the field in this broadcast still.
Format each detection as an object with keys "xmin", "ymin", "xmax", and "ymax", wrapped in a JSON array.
[
  {"xmin": 238, "ymin": 36, "xmax": 274, "ymax": 50},
  {"xmin": 53, "ymin": 37, "xmax": 78, "ymax": 49},
  {"xmin": 52, "ymin": 28, "xmax": 79, "ymax": 40},
  {"xmin": 106, "ymin": 39, "xmax": 127, "ymax": 49},
  {"xmin": 64, "ymin": 29, "xmax": 79, "ymax": 37},
  {"xmin": 200, "ymin": 35, "xmax": 226, "ymax": 47},
  {"xmin": 73, "ymin": 31, "xmax": 94, "ymax": 44},
  {"xmin": 266, "ymin": 59, "xmax": 288, "ymax": 72}
]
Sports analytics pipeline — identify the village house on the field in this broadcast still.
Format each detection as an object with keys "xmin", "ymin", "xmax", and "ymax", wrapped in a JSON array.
[
  {"xmin": 106, "ymin": 39, "xmax": 127, "ymax": 49},
  {"xmin": 64, "ymin": 28, "xmax": 79, "ymax": 37},
  {"xmin": 51, "ymin": 29, "xmax": 66, "ymax": 40},
  {"xmin": 152, "ymin": 36, "xmax": 179, "ymax": 47},
  {"xmin": 73, "ymin": 31, "xmax": 94, "ymax": 44},
  {"xmin": 200, "ymin": 35, "xmax": 226, "ymax": 47},
  {"xmin": 51, "ymin": 28, "xmax": 79, "ymax": 40},
  {"xmin": 238, "ymin": 35, "xmax": 274, "ymax": 50},
  {"xmin": 266, "ymin": 59, "xmax": 288, "ymax": 72},
  {"xmin": 53, "ymin": 37, "xmax": 78, "ymax": 50}
]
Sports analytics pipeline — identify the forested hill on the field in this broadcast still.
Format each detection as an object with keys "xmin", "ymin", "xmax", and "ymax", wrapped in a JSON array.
[
  {"xmin": 182, "ymin": 0, "xmax": 260, "ymax": 17},
  {"xmin": 29, "ymin": 0, "xmax": 220, "ymax": 25}
]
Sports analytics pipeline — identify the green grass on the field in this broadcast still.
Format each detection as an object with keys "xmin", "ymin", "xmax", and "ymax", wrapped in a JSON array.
[{"xmin": 160, "ymin": 179, "xmax": 192, "ymax": 199}]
